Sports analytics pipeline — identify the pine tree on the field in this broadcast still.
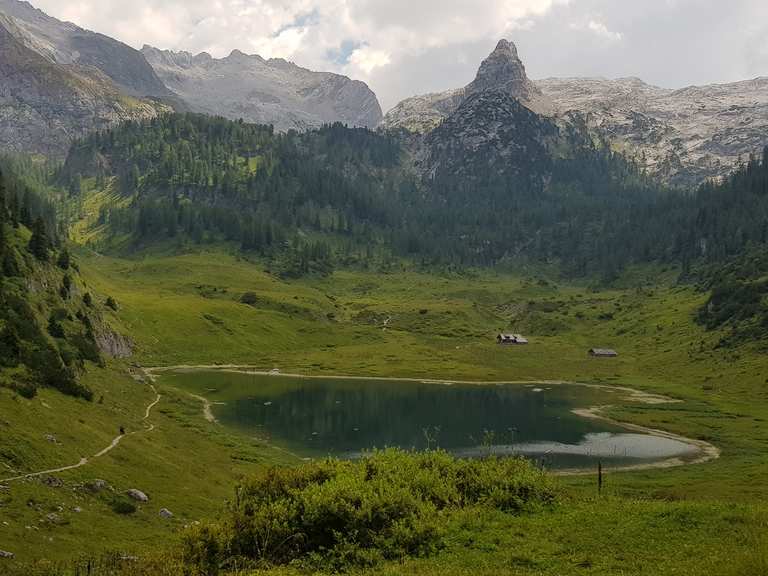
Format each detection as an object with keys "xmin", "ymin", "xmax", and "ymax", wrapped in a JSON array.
[{"xmin": 29, "ymin": 217, "xmax": 50, "ymax": 261}]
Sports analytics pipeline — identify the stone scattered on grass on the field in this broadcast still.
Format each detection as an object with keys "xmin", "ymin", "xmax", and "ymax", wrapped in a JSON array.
[
  {"xmin": 84, "ymin": 479, "xmax": 109, "ymax": 493},
  {"xmin": 159, "ymin": 508, "xmax": 173, "ymax": 519},
  {"xmin": 42, "ymin": 476, "xmax": 63, "ymax": 488},
  {"xmin": 0, "ymin": 550, "xmax": 14, "ymax": 559},
  {"xmin": 126, "ymin": 489, "xmax": 149, "ymax": 503},
  {"xmin": 73, "ymin": 506, "xmax": 82, "ymax": 513}
]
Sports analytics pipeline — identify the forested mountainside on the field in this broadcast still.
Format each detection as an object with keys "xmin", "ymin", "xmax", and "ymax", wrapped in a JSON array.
[
  {"xmin": 58, "ymin": 111, "xmax": 768, "ymax": 289},
  {"xmin": 59, "ymin": 111, "xmax": 678, "ymax": 277},
  {"xmin": 0, "ymin": 158, "xmax": 119, "ymax": 400}
]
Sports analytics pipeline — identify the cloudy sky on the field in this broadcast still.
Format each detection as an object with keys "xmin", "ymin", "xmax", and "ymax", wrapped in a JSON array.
[{"xmin": 32, "ymin": 0, "xmax": 768, "ymax": 111}]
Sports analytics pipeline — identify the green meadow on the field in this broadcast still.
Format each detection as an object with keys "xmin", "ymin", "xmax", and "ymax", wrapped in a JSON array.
[{"xmin": 3, "ymin": 247, "xmax": 768, "ymax": 574}]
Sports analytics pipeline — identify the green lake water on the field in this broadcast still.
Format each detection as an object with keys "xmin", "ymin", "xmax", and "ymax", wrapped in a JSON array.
[{"xmin": 159, "ymin": 370, "xmax": 700, "ymax": 470}]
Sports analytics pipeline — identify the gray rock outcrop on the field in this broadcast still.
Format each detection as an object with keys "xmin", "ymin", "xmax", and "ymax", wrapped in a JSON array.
[
  {"xmin": 126, "ymin": 489, "xmax": 149, "ymax": 502},
  {"xmin": 537, "ymin": 76, "xmax": 768, "ymax": 187},
  {"xmin": 381, "ymin": 39, "xmax": 554, "ymax": 133},
  {"xmin": 383, "ymin": 38, "xmax": 768, "ymax": 186},
  {"xmin": 0, "ymin": 2, "xmax": 170, "ymax": 158},
  {"xmin": 141, "ymin": 46, "xmax": 383, "ymax": 131}
]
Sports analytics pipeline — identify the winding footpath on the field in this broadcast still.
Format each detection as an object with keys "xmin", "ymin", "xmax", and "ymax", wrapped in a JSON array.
[{"xmin": 0, "ymin": 384, "xmax": 161, "ymax": 484}]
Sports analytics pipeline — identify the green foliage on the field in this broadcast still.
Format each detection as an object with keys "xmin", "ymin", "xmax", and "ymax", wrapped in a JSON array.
[
  {"xmin": 28, "ymin": 217, "xmax": 51, "ymax": 261},
  {"xmin": 56, "ymin": 248, "xmax": 71, "ymax": 270},
  {"xmin": 182, "ymin": 450, "xmax": 556, "ymax": 572},
  {"xmin": 0, "ymin": 164, "xmax": 99, "ymax": 400},
  {"xmin": 110, "ymin": 496, "xmax": 138, "ymax": 515}
]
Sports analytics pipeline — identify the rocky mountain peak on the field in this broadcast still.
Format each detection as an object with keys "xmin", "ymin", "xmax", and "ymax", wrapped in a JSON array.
[
  {"xmin": 466, "ymin": 39, "xmax": 554, "ymax": 116},
  {"xmin": 381, "ymin": 39, "xmax": 555, "ymax": 133}
]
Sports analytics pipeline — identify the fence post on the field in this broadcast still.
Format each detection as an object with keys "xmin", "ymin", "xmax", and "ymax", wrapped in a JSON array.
[{"xmin": 598, "ymin": 460, "xmax": 603, "ymax": 494}]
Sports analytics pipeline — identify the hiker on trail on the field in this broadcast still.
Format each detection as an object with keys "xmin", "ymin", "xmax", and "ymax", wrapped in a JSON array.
[{"xmin": 119, "ymin": 426, "xmax": 125, "ymax": 435}]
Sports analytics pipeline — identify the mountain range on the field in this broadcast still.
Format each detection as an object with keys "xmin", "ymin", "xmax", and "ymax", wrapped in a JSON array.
[
  {"xmin": 0, "ymin": 0, "xmax": 767, "ymax": 187},
  {"xmin": 382, "ymin": 41, "xmax": 768, "ymax": 187},
  {"xmin": 0, "ymin": 0, "xmax": 381, "ymax": 157}
]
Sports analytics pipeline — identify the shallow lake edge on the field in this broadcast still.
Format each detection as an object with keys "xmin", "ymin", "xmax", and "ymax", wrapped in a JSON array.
[{"xmin": 143, "ymin": 365, "xmax": 721, "ymax": 475}]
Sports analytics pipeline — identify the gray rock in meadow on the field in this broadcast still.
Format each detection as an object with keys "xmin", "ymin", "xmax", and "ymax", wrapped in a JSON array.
[
  {"xmin": 84, "ymin": 479, "xmax": 109, "ymax": 493},
  {"xmin": 159, "ymin": 508, "xmax": 173, "ymax": 519},
  {"xmin": 0, "ymin": 550, "xmax": 14, "ymax": 559},
  {"xmin": 126, "ymin": 489, "xmax": 149, "ymax": 503}
]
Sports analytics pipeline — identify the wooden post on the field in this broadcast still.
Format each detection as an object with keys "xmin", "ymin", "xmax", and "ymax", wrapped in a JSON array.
[{"xmin": 598, "ymin": 460, "xmax": 603, "ymax": 494}]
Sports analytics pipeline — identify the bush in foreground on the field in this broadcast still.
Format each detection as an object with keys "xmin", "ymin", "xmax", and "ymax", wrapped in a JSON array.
[{"xmin": 182, "ymin": 449, "xmax": 557, "ymax": 573}]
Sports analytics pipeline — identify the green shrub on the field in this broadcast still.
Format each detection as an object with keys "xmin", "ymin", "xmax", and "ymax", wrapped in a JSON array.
[
  {"xmin": 110, "ymin": 497, "xmax": 137, "ymax": 515},
  {"xmin": 240, "ymin": 292, "xmax": 259, "ymax": 306},
  {"xmin": 183, "ymin": 450, "xmax": 556, "ymax": 572}
]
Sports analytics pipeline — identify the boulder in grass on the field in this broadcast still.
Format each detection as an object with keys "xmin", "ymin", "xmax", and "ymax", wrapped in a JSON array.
[
  {"xmin": 0, "ymin": 550, "xmax": 14, "ymax": 559},
  {"xmin": 84, "ymin": 479, "xmax": 109, "ymax": 494},
  {"xmin": 126, "ymin": 489, "xmax": 149, "ymax": 503},
  {"xmin": 159, "ymin": 508, "xmax": 173, "ymax": 519}
]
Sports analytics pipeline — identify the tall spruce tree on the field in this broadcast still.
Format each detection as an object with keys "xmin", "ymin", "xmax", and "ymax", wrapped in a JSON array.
[{"xmin": 29, "ymin": 217, "xmax": 50, "ymax": 261}]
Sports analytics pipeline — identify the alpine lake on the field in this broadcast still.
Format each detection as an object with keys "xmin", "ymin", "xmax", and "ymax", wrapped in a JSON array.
[{"xmin": 157, "ymin": 370, "xmax": 703, "ymax": 471}]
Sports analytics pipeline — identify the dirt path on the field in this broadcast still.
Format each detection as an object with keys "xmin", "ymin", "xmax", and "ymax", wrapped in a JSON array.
[
  {"xmin": 189, "ymin": 393, "xmax": 218, "ymax": 424},
  {"xmin": 146, "ymin": 365, "xmax": 720, "ymax": 473},
  {"xmin": 0, "ymin": 384, "xmax": 161, "ymax": 484}
]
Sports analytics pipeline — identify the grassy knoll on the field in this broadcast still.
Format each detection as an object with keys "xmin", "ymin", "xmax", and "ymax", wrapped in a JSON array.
[{"xmin": 3, "ymin": 247, "xmax": 768, "ymax": 573}]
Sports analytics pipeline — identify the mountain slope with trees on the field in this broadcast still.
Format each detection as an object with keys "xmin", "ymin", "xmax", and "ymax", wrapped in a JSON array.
[{"xmin": 0, "ymin": 157, "xmax": 120, "ymax": 399}]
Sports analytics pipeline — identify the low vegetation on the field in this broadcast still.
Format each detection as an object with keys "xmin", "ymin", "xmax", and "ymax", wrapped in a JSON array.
[{"xmin": 182, "ymin": 450, "xmax": 556, "ymax": 573}]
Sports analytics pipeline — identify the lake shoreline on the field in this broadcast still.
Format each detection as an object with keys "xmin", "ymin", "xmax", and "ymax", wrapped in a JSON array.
[{"xmin": 144, "ymin": 365, "xmax": 720, "ymax": 474}]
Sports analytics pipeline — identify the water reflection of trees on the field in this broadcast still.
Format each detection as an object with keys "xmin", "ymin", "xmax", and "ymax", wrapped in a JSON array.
[{"xmin": 219, "ymin": 378, "xmax": 618, "ymax": 455}]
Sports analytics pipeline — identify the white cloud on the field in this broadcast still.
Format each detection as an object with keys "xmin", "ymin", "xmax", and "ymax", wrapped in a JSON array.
[
  {"xmin": 569, "ymin": 17, "xmax": 622, "ymax": 42},
  {"xmin": 587, "ymin": 19, "xmax": 623, "ymax": 41},
  {"xmin": 348, "ymin": 46, "xmax": 391, "ymax": 75}
]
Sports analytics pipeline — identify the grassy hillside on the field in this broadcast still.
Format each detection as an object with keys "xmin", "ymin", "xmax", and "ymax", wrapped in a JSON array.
[{"xmin": 2, "ymin": 247, "xmax": 768, "ymax": 573}]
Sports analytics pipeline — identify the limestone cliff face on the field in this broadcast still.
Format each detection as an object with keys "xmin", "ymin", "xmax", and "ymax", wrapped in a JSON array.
[
  {"xmin": 0, "ymin": 0, "xmax": 174, "ymax": 99},
  {"xmin": 464, "ymin": 40, "xmax": 554, "ymax": 117},
  {"xmin": 537, "ymin": 76, "xmax": 768, "ymax": 187},
  {"xmin": 418, "ymin": 90, "xmax": 558, "ymax": 181},
  {"xmin": 0, "ymin": 1, "xmax": 171, "ymax": 157},
  {"xmin": 142, "ymin": 46, "xmax": 383, "ymax": 131},
  {"xmin": 0, "ymin": 12, "xmax": 169, "ymax": 158},
  {"xmin": 383, "ymin": 38, "xmax": 768, "ymax": 186},
  {"xmin": 382, "ymin": 40, "xmax": 554, "ymax": 134}
]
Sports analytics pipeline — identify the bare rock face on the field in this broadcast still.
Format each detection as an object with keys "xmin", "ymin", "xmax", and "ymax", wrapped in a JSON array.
[
  {"xmin": 381, "ymin": 39, "xmax": 554, "ymax": 133},
  {"xmin": 0, "ymin": 0, "xmax": 173, "ymax": 99},
  {"xmin": 0, "ymin": 3, "xmax": 170, "ymax": 157},
  {"xmin": 465, "ymin": 40, "xmax": 554, "ymax": 117},
  {"xmin": 419, "ymin": 90, "xmax": 558, "ymax": 181},
  {"xmin": 142, "ymin": 46, "xmax": 383, "ymax": 131},
  {"xmin": 537, "ymin": 76, "xmax": 768, "ymax": 187},
  {"xmin": 94, "ymin": 325, "xmax": 133, "ymax": 359},
  {"xmin": 383, "ymin": 37, "xmax": 768, "ymax": 186}
]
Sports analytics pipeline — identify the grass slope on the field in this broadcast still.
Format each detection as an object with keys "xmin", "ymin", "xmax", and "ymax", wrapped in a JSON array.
[{"xmin": 3, "ymin": 247, "xmax": 768, "ymax": 573}]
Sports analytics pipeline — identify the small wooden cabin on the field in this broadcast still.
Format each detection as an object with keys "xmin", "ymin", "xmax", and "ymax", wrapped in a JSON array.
[
  {"xmin": 497, "ymin": 334, "xmax": 529, "ymax": 345},
  {"xmin": 589, "ymin": 348, "xmax": 618, "ymax": 357}
]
